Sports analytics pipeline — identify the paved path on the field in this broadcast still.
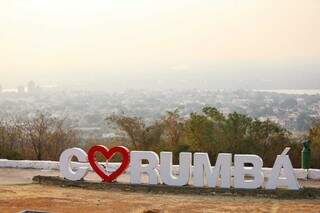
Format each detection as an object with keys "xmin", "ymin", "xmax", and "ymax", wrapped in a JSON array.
[
  {"xmin": 0, "ymin": 168, "xmax": 141, "ymax": 184},
  {"xmin": 1, "ymin": 168, "xmax": 320, "ymax": 188}
]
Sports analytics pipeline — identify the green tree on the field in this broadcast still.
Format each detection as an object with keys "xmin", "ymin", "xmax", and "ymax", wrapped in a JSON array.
[
  {"xmin": 161, "ymin": 109, "xmax": 184, "ymax": 149},
  {"xmin": 309, "ymin": 122, "xmax": 320, "ymax": 168},
  {"xmin": 106, "ymin": 114, "xmax": 164, "ymax": 150}
]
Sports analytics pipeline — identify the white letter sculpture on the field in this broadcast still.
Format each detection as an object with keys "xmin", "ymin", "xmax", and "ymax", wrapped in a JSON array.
[
  {"xmin": 160, "ymin": 152, "xmax": 192, "ymax": 186},
  {"xmin": 193, "ymin": 153, "xmax": 232, "ymax": 188},
  {"xmin": 266, "ymin": 148, "xmax": 300, "ymax": 190},
  {"xmin": 59, "ymin": 148, "xmax": 89, "ymax": 181},
  {"xmin": 234, "ymin": 154, "xmax": 264, "ymax": 189},
  {"xmin": 130, "ymin": 151, "xmax": 160, "ymax": 184}
]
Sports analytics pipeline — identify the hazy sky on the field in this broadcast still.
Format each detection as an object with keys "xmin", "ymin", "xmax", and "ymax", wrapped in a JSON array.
[{"xmin": 1, "ymin": 0, "xmax": 320, "ymax": 89}]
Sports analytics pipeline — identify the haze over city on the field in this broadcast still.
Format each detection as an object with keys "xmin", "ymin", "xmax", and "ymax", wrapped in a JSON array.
[
  {"xmin": 1, "ymin": 0, "xmax": 320, "ymax": 148},
  {"xmin": 1, "ymin": 0, "xmax": 320, "ymax": 90},
  {"xmin": 1, "ymin": 2, "xmax": 320, "ymax": 212}
]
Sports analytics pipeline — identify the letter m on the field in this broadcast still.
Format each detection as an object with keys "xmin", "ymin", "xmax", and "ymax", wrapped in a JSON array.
[{"xmin": 193, "ymin": 153, "xmax": 232, "ymax": 188}]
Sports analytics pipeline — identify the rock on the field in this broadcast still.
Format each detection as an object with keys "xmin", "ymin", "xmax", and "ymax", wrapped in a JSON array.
[{"xmin": 143, "ymin": 209, "xmax": 161, "ymax": 213}]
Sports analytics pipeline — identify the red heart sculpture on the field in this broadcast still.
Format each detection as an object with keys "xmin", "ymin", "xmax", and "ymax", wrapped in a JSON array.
[{"xmin": 88, "ymin": 145, "xmax": 130, "ymax": 182}]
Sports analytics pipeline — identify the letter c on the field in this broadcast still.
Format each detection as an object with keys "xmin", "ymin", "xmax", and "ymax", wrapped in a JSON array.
[{"xmin": 59, "ymin": 148, "xmax": 89, "ymax": 181}]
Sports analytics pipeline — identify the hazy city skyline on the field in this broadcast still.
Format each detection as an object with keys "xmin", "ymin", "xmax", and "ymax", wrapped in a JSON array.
[{"xmin": 1, "ymin": 0, "xmax": 320, "ymax": 90}]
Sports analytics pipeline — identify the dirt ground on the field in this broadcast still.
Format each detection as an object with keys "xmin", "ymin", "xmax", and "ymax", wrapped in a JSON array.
[
  {"xmin": 0, "ymin": 184, "xmax": 319, "ymax": 213},
  {"xmin": 0, "ymin": 168, "xmax": 320, "ymax": 212}
]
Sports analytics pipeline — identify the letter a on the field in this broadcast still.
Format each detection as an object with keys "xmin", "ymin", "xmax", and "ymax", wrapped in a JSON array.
[{"xmin": 266, "ymin": 148, "xmax": 299, "ymax": 190}]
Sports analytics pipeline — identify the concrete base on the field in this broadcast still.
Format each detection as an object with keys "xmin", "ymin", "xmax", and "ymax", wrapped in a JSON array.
[{"xmin": 33, "ymin": 175, "xmax": 320, "ymax": 199}]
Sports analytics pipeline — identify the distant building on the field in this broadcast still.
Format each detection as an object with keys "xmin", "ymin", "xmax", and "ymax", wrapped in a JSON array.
[
  {"xmin": 27, "ymin": 81, "xmax": 37, "ymax": 93},
  {"xmin": 17, "ymin": 85, "xmax": 25, "ymax": 94}
]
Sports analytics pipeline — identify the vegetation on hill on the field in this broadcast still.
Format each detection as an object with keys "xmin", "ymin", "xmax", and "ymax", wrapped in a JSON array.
[
  {"xmin": 1, "ymin": 107, "xmax": 320, "ymax": 168},
  {"xmin": 107, "ymin": 107, "xmax": 301, "ymax": 167}
]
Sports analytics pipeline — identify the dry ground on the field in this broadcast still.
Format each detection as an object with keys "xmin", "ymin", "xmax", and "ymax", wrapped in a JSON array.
[
  {"xmin": 0, "ymin": 184, "xmax": 320, "ymax": 213},
  {"xmin": 0, "ymin": 169, "xmax": 320, "ymax": 212}
]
